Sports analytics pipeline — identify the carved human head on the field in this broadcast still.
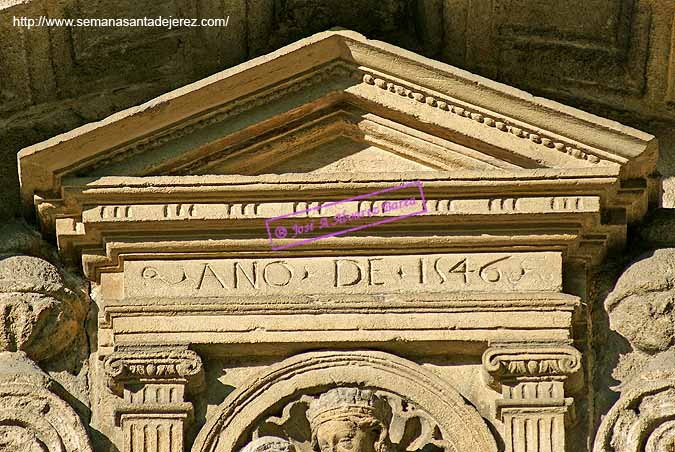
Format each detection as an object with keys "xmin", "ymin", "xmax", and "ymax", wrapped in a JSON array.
[
  {"xmin": 605, "ymin": 249, "xmax": 675, "ymax": 353},
  {"xmin": 0, "ymin": 254, "xmax": 87, "ymax": 361},
  {"xmin": 307, "ymin": 388, "xmax": 391, "ymax": 452}
]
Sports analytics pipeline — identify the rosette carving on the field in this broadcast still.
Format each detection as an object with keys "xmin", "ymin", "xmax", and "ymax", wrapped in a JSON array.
[{"xmin": 0, "ymin": 254, "xmax": 87, "ymax": 362}]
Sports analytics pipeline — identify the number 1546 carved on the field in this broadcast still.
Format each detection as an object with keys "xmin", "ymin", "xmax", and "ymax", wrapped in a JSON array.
[{"xmin": 125, "ymin": 252, "xmax": 562, "ymax": 297}]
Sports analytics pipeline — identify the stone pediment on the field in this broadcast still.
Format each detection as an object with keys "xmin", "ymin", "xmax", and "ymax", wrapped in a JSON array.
[
  {"xmin": 18, "ymin": 30, "xmax": 658, "ymax": 280},
  {"xmin": 8, "ymin": 28, "xmax": 666, "ymax": 452},
  {"xmin": 19, "ymin": 30, "xmax": 657, "ymax": 180}
]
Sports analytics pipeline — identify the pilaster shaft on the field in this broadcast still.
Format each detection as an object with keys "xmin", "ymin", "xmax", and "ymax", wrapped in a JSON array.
[
  {"xmin": 119, "ymin": 403, "xmax": 191, "ymax": 452},
  {"xmin": 104, "ymin": 347, "xmax": 204, "ymax": 452},
  {"xmin": 483, "ymin": 345, "xmax": 581, "ymax": 452}
]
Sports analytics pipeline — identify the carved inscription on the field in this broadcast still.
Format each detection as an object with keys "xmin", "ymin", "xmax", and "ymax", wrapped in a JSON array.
[{"xmin": 124, "ymin": 252, "xmax": 561, "ymax": 297}]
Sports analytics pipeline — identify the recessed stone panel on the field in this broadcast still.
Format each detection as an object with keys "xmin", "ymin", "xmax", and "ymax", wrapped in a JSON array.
[{"xmin": 123, "ymin": 252, "xmax": 562, "ymax": 298}]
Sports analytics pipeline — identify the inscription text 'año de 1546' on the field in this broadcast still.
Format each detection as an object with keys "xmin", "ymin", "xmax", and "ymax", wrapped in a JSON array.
[{"xmin": 123, "ymin": 252, "xmax": 562, "ymax": 297}]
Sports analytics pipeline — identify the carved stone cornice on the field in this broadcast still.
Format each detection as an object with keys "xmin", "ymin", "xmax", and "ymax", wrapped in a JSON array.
[
  {"xmin": 362, "ymin": 72, "xmax": 602, "ymax": 165},
  {"xmin": 18, "ymin": 30, "xmax": 658, "ymax": 200},
  {"xmin": 16, "ymin": 30, "xmax": 658, "ymax": 282},
  {"xmin": 482, "ymin": 345, "xmax": 582, "ymax": 387},
  {"xmin": 41, "ymin": 172, "xmax": 644, "ymax": 280},
  {"xmin": 103, "ymin": 347, "xmax": 203, "ymax": 394}
]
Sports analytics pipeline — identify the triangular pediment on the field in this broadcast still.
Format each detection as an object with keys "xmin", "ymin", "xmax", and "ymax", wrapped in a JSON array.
[
  {"xmin": 16, "ymin": 29, "xmax": 658, "ymax": 278},
  {"xmin": 18, "ymin": 29, "xmax": 656, "ymax": 204},
  {"xmin": 171, "ymin": 109, "xmax": 513, "ymax": 176},
  {"xmin": 213, "ymin": 137, "xmax": 441, "ymax": 175}
]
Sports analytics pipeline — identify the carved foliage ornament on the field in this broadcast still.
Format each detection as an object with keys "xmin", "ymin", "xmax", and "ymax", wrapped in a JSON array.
[
  {"xmin": 605, "ymin": 249, "xmax": 675, "ymax": 356},
  {"xmin": 244, "ymin": 387, "xmax": 453, "ymax": 452},
  {"xmin": 593, "ymin": 358, "xmax": 675, "ymax": 452},
  {"xmin": 0, "ymin": 255, "xmax": 92, "ymax": 452},
  {"xmin": 0, "ymin": 254, "xmax": 87, "ymax": 362}
]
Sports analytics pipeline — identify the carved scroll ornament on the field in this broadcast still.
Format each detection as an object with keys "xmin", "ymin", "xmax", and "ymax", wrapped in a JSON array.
[
  {"xmin": 483, "ymin": 345, "xmax": 581, "ymax": 389},
  {"xmin": 595, "ymin": 249, "xmax": 675, "ymax": 452},
  {"xmin": 245, "ymin": 387, "xmax": 452, "ymax": 452},
  {"xmin": 0, "ymin": 351, "xmax": 93, "ymax": 452},
  {"xmin": 104, "ymin": 348, "xmax": 204, "ymax": 387},
  {"xmin": 103, "ymin": 347, "xmax": 204, "ymax": 394},
  {"xmin": 483, "ymin": 345, "xmax": 583, "ymax": 384},
  {"xmin": 594, "ymin": 351, "xmax": 675, "ymax": 452}
]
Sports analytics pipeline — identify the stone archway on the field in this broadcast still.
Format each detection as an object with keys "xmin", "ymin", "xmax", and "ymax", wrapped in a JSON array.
[{"xmin": 192, "ymin": 350, "xmax": 498, "ymax": 452}]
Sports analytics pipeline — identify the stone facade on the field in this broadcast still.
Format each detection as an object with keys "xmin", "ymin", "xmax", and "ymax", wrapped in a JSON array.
[{"xmin": 1, "ymin": 3, "xmax": 675, "ymax": 452}]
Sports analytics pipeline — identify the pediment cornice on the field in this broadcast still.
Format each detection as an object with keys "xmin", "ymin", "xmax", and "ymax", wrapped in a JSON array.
[{"xmin": 17, "ymin": 30, "xmax": 659, "ymax": 280}]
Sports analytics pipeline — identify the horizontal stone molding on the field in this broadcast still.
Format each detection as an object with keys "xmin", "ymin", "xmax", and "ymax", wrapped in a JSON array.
[
  {"xmin": 78, "ymin": 195, "xmax": 602, "ymax": 224},
  {"xmin": 114, "ymin": 402, "xmax": 194, "ymax": 424},
  {"xmin": 97, "ymin": 294, "xmax": 579, "ymax": 355}
]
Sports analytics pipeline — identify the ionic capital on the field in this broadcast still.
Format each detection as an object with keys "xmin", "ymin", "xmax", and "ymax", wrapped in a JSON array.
[
  {"xmin": 103, "ymin": 346, "xmax": 204, "ymax": 394},
  {"xmin": 482, "ymin": 344, "xmax": 582, "ymax": 387}
]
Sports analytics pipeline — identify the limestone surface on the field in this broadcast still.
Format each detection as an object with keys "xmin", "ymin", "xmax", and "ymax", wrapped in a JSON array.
[{"xmin": 1, "ymin": 22, "xmax": 671, "ymax": 452}]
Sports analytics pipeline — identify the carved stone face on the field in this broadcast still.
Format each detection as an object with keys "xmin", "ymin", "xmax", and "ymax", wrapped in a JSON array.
[
  {"xmin": 605, "ymin": 249, "xmax": 675, "ymax": 354},
  {"xmin": 307, "ymin": 388, "xmax": 389, "ymax": 452},
  {"xmin": 314, "ymin": 419, "xmax": 379, "ymax": 452},
  {"xmin": 611, "ymin": 291, "xmax": 674, "ymax": 353},
  {"xmin": 0, "ymin": 255, "xmax": 86, "ymax": 362}
]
